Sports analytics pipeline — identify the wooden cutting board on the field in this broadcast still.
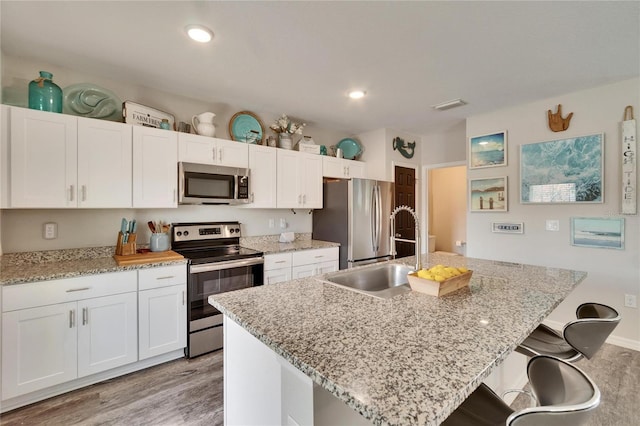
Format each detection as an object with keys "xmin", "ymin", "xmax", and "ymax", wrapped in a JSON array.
[{"xmin": 113, "ymin": 250, "xmax": 184, "ymax": 266}]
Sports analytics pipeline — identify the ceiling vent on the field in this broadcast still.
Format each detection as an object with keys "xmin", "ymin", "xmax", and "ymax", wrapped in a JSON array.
[{"xmin": 432, "ymin": 98, "xmax": 467, "ymax": 111}]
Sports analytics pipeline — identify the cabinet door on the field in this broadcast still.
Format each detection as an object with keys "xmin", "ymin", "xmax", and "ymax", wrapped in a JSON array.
[
  {"xmin": 276, "ymin": 149, "xmax": 302, "ymax": 208},
  {"xmin": 178, "ymin": 133, "xmax": 216, "ymax": 165},
  {"xmin": 2, "ymin": 302, "xmax": 77, "ymax": 399},
  {"xmin": 345, "ymin": 160, "xmax": 365, "ymax": 179},
  {"xmin": 322, "ymin": 156, "xmax": 346, "ymax": 178},
  {"xmin": 139, "ymin": 284, "xmax": 187, "ymax": 360},
  {"xmin": 291, "ymin": 264, "xmax": 318, "ymax": 279},
  {"xmin": 246, "ymin": 144, "xmax": 277, "ymax": 208},
  {"xmin": 264, "ymin": 268, "xmax": 292, "ymax": 285},
  {"xmin": 77, "ymin": 117, "xmax": 132, "ymax": 208},
  {"xmin": 10, "ymin": 107, "xmax": 77, "ymax": 208},
  {"xmin": 133, "ymin": 126, "xmax": 178, "ymax": 208},
  {"xmin": 77, "ymin": 292, "xmax": 138, "ymax": 377},
  {"xmin": 216, "ymin": 138, "xmax": 249, "ymax": 168},
  {"xmin": 300, "ymin": 153, "xmax": 323, "ymax": 208},
  {"xmin": 316, "ymin": 260, "xmax": 339, "ymax": 275}
]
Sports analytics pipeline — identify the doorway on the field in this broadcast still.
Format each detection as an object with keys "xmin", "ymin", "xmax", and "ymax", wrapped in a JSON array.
[
  {"xmin": 426, "ymin": 164, "xmax": 467, "ymax": 254},
  {"xmin": 394, "ymin": 166, "xmax": 416, "ymax": 258}
]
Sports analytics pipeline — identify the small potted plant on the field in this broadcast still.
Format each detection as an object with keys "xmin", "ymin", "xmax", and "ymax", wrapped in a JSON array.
[{"xmin": 270, "ymin": 114, "xmax": 306, "ymax": 149}]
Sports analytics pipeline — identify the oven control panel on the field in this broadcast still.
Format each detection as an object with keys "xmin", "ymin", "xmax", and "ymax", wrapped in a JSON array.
[{"xmin": 172, "ymin": 222, "xmax": 241, "ymax": 242}]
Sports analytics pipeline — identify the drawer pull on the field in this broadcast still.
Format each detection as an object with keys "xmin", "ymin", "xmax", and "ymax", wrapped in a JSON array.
[
  {"xmin": 275, "ymin": 261, "xmax": 287, "ymax": 264},
  {"xmin": 156, "ymin": 276, "xmax": 175, "ymax": 280},
  {"xmin": 69, "ymin": 309, "xmax": 75, "ymax": 328},
  {"xmin": 82, "ymin": 307, "xmax": 88, "ymax": 325},
  {"xmin": 314, "ymin": 255, "xmax": 324, "ymax": 258},
  {"xmin": 66, "ymin": 287, "xmax": 90, "ymax": 292}
]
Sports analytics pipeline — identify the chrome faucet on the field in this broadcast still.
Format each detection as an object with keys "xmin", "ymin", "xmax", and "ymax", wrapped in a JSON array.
[{"xmin": 390, "ymin": 205, "xmax": 421, "ymax": 271}]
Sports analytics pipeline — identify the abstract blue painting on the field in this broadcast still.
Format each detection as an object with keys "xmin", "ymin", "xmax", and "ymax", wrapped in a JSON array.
[
  {"xmin": 469, "ymin": 131, "xmax": 507, "ymax": 169},
  {"xmin": 520, "ymin": 133, "xmax": 603, "ymax": 203},
  {"xmin": 571, "ymin": 217, "xmax": 624, "ymax": 249}
]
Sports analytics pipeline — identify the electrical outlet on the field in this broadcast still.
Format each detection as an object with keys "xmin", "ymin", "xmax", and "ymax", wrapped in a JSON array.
[
  {"xmin": 279, "ymin": 218, "xmax": 287, "ymax": 229},
  {"xmin": 43, "ymin": 222, "xmax": 57, "ymax": 239},
  {"xmin": 269, "ymin": 219, "xmax": 275, "ymax": 229},
  {"xmin": 545, "ymin": 220, "xmax": 560, "ymax": 231},
  {"xmin": 624, "ymin": 294, "xmax": 637, "ymax": 308}
]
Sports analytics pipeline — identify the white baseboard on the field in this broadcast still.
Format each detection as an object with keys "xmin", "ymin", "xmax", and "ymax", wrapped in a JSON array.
[{"xmin": 543, "ymin": 319, "xmax": 640, "ymax": 351}]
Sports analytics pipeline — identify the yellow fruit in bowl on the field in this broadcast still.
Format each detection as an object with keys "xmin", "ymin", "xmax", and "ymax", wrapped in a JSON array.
[{"xmin": 458, "ymin": 267, "xmax": 469, "ymax": 273}]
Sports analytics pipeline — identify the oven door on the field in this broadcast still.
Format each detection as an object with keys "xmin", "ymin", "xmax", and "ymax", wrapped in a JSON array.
[{"xmin": 188, "ymin": 257, "xmax": 264, "ymax": 324}]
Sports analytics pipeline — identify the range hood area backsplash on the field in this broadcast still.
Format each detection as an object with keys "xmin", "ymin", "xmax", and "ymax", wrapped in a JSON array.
[{"xmin": 0, "ymin": 206, "xmax": 312, "ymax": 253}]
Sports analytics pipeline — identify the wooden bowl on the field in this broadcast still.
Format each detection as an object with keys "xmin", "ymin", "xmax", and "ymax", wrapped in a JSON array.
[{"xmin": 407, "ymin": 270, "xmax": 473, "ymax": 297}]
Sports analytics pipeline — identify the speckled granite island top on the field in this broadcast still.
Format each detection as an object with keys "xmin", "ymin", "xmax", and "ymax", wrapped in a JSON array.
[
  {"xmin": 210, "ymin": 253, "xmax": 586, "ymax": 426},
  {"xmin": 240, "ymin": 233, "xmax": 339, "ymax": 254},
  {"xmin": 0, "ymin": 247, "xmax": 186, "ymax": 286}
]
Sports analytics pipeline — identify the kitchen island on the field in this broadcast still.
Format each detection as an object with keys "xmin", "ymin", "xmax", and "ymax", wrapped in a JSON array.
[{"xmin": 209, "ymin": 253, "xmax": 586, "ymax": 425}]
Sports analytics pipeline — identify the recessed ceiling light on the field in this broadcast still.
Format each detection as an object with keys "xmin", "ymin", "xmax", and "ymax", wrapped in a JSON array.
[
  {"xmin": 348, "ymin": 90, "xmax": 366, "ymax": 99},
  {"xmin": 185, "ymin": 25, "xmax": 213, "ymax": 43},
  {"xmin": 432, "ymin": 98, "xmax": 467, "ymax": 111}
]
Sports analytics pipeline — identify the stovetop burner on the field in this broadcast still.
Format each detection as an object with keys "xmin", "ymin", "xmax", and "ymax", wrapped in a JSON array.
[{"xmin": 171, "ymin": 222, "xmax": 263, "ymax": 264}]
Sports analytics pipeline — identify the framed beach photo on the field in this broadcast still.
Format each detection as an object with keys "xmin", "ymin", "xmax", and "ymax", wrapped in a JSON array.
[
  {"xmin": 469, "ymin": 131, "xmax": 507, "ymax": 169},
  {"xmin": 570, "ymin": 217, "xmax": 624, "ymax": 250},
  {"xmin": 469, "ymin": 176, "xmax": 508, "ymax": 212},
  {"xmin": 520, "ymin": 133, "xmax": 604, "ymax": 204}
]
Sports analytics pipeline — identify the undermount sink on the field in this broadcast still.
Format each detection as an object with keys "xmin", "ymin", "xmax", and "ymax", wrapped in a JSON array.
[{"xmin": 319, "ymin": 263, "xmax": 414, "ymax": 299}]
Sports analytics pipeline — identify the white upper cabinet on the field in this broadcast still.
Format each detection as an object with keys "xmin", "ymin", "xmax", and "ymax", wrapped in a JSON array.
[
  {"xmin": 133, "ymin": 126, "xmax": 178, "ymax": 208},
  {"xmin": 245, "ymin": 144, "xmax": 277, "ymax": 208},
  {"xmin": 77, "ymin": 117, "xmax": 132, "ymax": 208},
  {"xmin": 276, "ymin": 149, "xmax": 322, "ymax": 209},
  {"xmin": 178, "ymin": 133, "xmax": 248, "ymax": 168},
  {"xmin": 9, "ymin": 107, "xmax": 78, "ymax": 208},
  {"xmin": 5, "ymin": 106, "xmax": 133, "ymax": 208},
  {"xmin": 322, "ymin": 156, "xmax": 365, "ymax": 179}
]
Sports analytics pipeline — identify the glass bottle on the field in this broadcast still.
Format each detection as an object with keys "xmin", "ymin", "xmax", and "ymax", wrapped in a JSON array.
[
  {"xmin": 28, "ymin": 71, "xmax": 63, "ymax": 113},
  {"xmin": 160, "ymin": 119, "xmax": 170, "ymax": 130}
]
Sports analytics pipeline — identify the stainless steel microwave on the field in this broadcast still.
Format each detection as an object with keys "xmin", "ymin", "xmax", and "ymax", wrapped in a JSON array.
[{"xmin": 178, "ymin": 162, "xmax": 250, "ymax": 205}]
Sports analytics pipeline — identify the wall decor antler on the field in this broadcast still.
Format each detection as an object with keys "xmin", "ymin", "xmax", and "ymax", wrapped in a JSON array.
[{"xmin": 547, "ymin": 104, "xmax": 573, "ymax": 132}]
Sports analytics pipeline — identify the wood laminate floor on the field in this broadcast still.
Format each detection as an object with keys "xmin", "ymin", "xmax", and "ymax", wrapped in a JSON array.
[{"xmin": 1, "ymin": 343, "xmax": 638, "ymax": 425}]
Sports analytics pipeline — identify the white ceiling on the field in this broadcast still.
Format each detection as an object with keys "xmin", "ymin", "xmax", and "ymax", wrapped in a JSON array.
[{"xmin": 1, "ymin": 1, "xmax": 639, "ymax": 136}]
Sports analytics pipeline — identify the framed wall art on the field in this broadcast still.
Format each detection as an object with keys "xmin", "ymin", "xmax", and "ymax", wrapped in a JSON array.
[
  {"xmin": 570, "ymin": 217, "xmax": 624, "ymax": 250},
  {"xmin": 469, "ymin": 131, "xmax": 507, "ymax": 169},
  {"xmin": 469, "ymin": 176, "xmax": 508, "ymax": 212},
  {"xmin": 520, "ymin": 133, "xmax": 603, "ymax": 204}
]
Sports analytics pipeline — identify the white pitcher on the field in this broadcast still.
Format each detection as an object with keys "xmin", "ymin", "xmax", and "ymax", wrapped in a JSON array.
[{"xmin": 192, "ymin": 112, "xmax": 216, "ymax": 137}]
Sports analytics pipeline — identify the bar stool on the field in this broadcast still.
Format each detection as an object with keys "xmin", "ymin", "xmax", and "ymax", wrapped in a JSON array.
[
  {"xmin": 516, "ymin": 302, "xmax": 620, "ymax": 362},
  {"xmin": 441, "ymin": 355, "xmax": 601, "ymax": 426}
]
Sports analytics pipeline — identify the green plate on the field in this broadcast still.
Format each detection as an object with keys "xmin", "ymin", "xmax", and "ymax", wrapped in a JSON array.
[
  {"xmin": 229, "ymin": 112, "xmax": 264, "ymax": 143},
  {"xmin": 336, "ymin": 138, "xmax": 363, "ymax": 159}
]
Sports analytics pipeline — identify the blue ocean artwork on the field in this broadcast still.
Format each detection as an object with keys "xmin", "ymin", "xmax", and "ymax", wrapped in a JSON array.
[
  {"xmin": 521, "ymin": 134, "xmax": 602, "ymax": 203},
  {"xmin": 470, "ymin": 132, "xmax": 506, "ymax": 167},
  {"xmin": 470, "ymin": 178, "xmax": 506, "ymax": 210},
  {"xmin": 572, "ymin": 217, "xmax": 624, "ymax": 249}
]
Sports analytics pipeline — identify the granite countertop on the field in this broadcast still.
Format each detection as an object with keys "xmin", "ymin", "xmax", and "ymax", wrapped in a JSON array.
[
  {"xmin": 210, "ymin": 253, "xmax": 586, "ymax": 426},
  {"xmin": 0, "ymin": 247, "xmax": 187, "ymax": 286},
  {"xmin": 240, "ymin": 233, "xmax": 339, "ymax": 254}
]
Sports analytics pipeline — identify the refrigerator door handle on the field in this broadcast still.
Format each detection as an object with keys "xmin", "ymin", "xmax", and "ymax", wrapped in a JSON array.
[
  {"xmin": 370, "ymin": 185, "xmax": 377, "ymax": 252},
  {"xmin": 375, "ymin": 185, "xmax": 382, "ymax": 252}
]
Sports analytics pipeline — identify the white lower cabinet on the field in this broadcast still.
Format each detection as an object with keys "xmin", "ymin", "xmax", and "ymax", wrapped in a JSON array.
[
  {"xmin": 1, "ymin": 271, "xmax": 138, "ymax": 399},
  {"xmin": 264, "ymin": 247, "xmax": 339, "ymax": 283},
  {"xmin": 1, "ymin": 265, "xmax": 187, "ymax": 405},
  {"xmin": 138, "ymin": 265, "xmax": 187, "ymax": 360}
]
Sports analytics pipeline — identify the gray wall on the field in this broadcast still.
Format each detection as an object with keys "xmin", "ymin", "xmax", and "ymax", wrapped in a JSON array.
[{"xmin": 466, "ymin": 78, "xmax": 639, "ymax": 347}]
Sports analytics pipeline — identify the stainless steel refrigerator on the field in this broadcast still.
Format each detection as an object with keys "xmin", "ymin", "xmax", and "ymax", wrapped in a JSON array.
[{"xmin": 313, "ymin": 178, "xmax": 394, "ymax": 269}]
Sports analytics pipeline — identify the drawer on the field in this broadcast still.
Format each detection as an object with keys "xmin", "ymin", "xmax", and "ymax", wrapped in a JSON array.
[
  {"xmin": 264, "ymin": 253, "xmax": 292, "ymax": 271},
  {"xmin": 292, "ymin": 247, "xmax": 339, "ymax": 266},
  {"xmin": 2, "ymin": 271, "xmax": 137, "ymax": 312},
  {"xmin": 138, "ymin": 264, "xmax": 187, "ymax": 291}
]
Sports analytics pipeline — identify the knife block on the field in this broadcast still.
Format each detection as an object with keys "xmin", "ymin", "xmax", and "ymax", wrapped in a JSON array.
[{"xmin": 115, "ymin": 232, "xmax": 137, "ymax": 256}]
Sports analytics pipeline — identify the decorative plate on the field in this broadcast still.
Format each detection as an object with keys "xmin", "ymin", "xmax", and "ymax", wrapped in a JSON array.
[
  {"xmin": 63, "ymin": 83, "xmax": 122, "ymax": 121},
  {"xmin": 336, "ymin": 138, "xmax": 363, "ymax": 160},
  {"xmin": 229, "ymin": 111, "xmax": 264, "ymax": 143}
]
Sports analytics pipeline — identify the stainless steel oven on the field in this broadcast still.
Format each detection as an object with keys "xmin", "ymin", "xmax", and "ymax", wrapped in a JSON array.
[{"xmin": 172, "ymin": 222, "xmax": 263, "ymax": 358}]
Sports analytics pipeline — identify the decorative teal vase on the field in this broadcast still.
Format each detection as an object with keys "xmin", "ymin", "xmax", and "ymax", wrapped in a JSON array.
[{"xmin": 28, "ymin": 71, "xmax": 63, "ymax": 113}]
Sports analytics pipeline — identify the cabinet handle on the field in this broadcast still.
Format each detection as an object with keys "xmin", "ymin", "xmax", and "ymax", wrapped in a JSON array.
[
  {"xmin": 314, "ymin": 255, "xmax": 324, "ymax": 258},
  {"xmin": 69, "ymin": 309, "xmax": 75, "ymax": 328},
  {"xmin": 81, "ymin": 185, "xmax": 87, "ymax": 201},
  {"xmin": 346, "ymin": 166, "xmax": 350, "ymax": 176},
  {"xmin": 82, "ymin": 307, "xmax": 88, "ymax": 325},
  {"xmin": 156, "ymin": 276, "xmax": 175, "ymax": 280},
  {"xmin": 69, "ymin": 185, "xmax": 75, "ymax": 202},
  {"xmin": 173, "ymin": 189, "xmax": 177, "ymax": 203},
  {"xmin": 303, "ymin": 194, "xmax": 306, "ymax": 204},
  {"xmin": 250, "ymin": 193, "xmax": 254, "ymax": 203},
  {"xmin": 212, "ymin": 148, "xmax": 216, "ymax": 161},
  {"xmin": 218, "ymin": 148, "xmax": 223, "ymax": 162},
  {"xmin": 298, "ymin": 194, "xmax": 302, "ymax": 204},
  {"xmin": 275, "ymin": 260, "xmax": 287, "ymax": 264},
  {"xmin": 182, "ymin": 291, "xmax": 185, "ymax": 305},
  {"xmin": 66, "ymin": 287, "xmax": 90, "ymax": 292}
]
